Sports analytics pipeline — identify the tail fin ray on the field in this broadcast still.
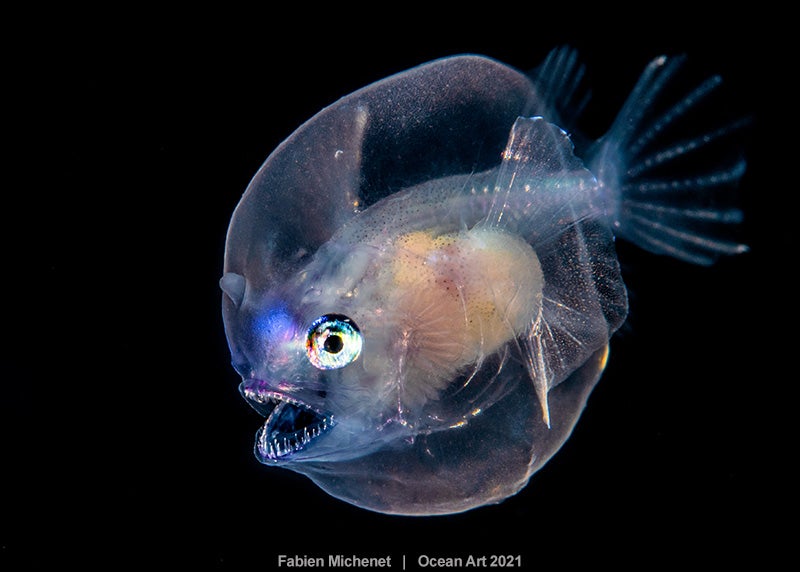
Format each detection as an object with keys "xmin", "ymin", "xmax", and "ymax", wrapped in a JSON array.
[{"xmin": 588, "ymin": 54, "xmax": 749, "ymax": 265}]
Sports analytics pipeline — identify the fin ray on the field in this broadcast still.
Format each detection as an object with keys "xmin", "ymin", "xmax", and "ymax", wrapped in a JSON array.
[{"xmin": 587, "ymin": 54, "xmax": 748, "ymax": 265}]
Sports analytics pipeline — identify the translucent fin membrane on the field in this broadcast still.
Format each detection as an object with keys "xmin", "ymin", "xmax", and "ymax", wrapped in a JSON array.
[
  {"xmin": 589, "ymin": 55, "xmax": 749, "ymax": 265},
  {"xmin": 530, "ymin": 46, "xmax": 592, "ymax": 133}
]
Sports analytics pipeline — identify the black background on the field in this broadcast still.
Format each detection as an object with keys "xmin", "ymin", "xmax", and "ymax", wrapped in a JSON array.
[{"xmin": 3, "ymin": 7, "xmax": 791, "ymax": 569}]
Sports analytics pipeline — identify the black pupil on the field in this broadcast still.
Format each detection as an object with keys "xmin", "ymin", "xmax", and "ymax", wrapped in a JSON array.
[{"xmin": 324, "ymin": 333, "xmax": 344, "ymax": 353}]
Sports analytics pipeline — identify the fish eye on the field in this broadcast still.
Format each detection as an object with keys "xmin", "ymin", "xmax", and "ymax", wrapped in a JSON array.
[{"xmin": 306, "ymin": 314, "xmax": 362, "ymax": 370}]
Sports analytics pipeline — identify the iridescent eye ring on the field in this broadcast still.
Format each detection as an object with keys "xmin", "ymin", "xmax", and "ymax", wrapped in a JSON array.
[{"xmin": 306, "ymin": 314, "xmax": 362, "ymax": 370}]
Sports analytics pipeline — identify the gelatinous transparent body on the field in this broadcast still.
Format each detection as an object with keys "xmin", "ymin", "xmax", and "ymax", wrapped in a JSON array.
[{"xmin": 221, "ymin": 49, "xmax": 746, "ymax": 515}]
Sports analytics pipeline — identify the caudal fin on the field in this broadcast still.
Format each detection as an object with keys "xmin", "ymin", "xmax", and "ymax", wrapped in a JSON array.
[{"xmin": 587, "ymin": 54, "xmax": 750, "ymax": 265}]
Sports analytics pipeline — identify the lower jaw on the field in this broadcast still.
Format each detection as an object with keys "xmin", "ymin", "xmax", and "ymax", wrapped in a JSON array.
[{"xmin": 255, "ymin": 401, "xmax": 334, "ymax": 463}]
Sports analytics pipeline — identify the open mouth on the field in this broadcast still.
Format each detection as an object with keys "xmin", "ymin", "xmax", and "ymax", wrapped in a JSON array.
[{"xmin": 240, "ymin": 381, "xmax": 334, "ymax": 462}]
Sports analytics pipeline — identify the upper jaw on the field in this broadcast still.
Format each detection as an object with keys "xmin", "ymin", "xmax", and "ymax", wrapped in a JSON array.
[{"xmin": 239, "ymin": 380, "xmax": 335, "ymax": 463}]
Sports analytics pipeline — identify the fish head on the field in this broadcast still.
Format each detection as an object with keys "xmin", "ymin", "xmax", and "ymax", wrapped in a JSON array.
[{"xmin": 222, "ymin": 261, "xmax": 419, "ymax": 465}]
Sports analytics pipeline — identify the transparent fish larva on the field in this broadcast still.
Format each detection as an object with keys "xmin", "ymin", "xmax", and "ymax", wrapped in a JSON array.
[{"xmin": 220, "ymin": 48, "xmax": 747, "ymax": 515}]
